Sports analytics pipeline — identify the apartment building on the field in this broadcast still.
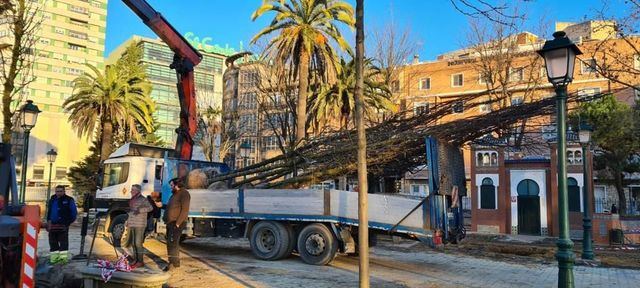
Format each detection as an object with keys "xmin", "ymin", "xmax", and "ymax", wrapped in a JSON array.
[{"xmin": 1, "ymin": 0, "xmax": 107, "ymax": 188}]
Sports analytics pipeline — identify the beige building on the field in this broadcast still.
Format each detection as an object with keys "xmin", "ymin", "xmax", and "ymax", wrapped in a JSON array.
[{"xmin": 0, "ymin": 0, "xmax": 107, "ymax": 189}]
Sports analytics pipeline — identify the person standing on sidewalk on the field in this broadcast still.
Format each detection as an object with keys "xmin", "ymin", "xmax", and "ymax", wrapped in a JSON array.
[
  {"xmin": 146, "ymin": 191, "xmax": 162, "ymax": 237},
  {"xmin": 162, "ymin": 178, "xmax": 190, "ymax": 271},
  {"xmin": 126, "ymin": 184, "xmax": 153, "ymax": 268},
  {"xmin": 46, "ymin": 185, "xmax": 77, "ymax": 264}
]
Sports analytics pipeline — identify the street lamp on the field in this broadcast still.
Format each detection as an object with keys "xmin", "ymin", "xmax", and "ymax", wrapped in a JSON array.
[
  {"xmin": 537, "ymin": 31, "xmax": 582, "ymax": 288},
  {"xmin": 19, "ymin": 100, "xmax": 41, "ymax": 203},
  {"xmin": 239, "ymin": 141, "xmax": 251, "ymax": 181},
  {"xmin": 44, "ymin": 148, "xmax": 57, "ymax": 217},
  {"xmin": 579, "ymin": 121, "xmax": 594, "ymax": 260}
]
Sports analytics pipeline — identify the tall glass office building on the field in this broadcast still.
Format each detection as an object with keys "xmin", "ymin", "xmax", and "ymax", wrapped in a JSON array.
[{"xmin": 108, "ymin": 36, "xmax": 232, "ymax": 146}]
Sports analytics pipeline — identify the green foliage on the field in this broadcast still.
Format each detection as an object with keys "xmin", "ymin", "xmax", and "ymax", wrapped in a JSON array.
[
  {"xmin": 251, "ymin": 0, "xmax": 355, "ymax": 142},
  {"xmin": 67, "ymin": 140, "xmax": 101, "ymax": 200},
  {"xmin": 63, "ymin": 47, "xmax": 154, "ymax": 159},
  {"xmin": 576, "ymin": 94, "xmax": 640, "ymax": 166},
  {"xmin": 310, "ymin": 56, "xmax": 396, "ymax": 129},
  {"xmin": 574, "ymin": 94, "xmax": 640, "ymax": 214}
]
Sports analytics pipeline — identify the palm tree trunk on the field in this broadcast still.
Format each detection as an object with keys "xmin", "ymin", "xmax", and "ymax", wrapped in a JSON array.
[
  {"xmin": 100, "ymin": 121, "xmax": 114, "ymax": 161},
  {"xmin": 296, "ymin": 50, "xmax": 310, "ymax": 146},
  {"xmin": 355, "ymin": 0, "xmax": 369, "ymax": 286}
]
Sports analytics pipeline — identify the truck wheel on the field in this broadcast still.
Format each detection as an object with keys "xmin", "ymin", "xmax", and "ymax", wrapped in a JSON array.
[
  {"xmin": 297, "ymin": 223, "xmax": 338, "ymax": 265},
  {"xmin": 110, "ymin": 214, "xmax": 129, "ymax": 248},
  {"xmin": 250, "ymin": 221, "xmax": 291, "ymax": 261},
  {"xmin": 275, "ymin": 224, "xmax": 295, "ymax": 260}
]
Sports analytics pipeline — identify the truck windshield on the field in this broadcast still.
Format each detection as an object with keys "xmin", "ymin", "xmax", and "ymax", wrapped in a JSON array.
[{"xmin": 102, "ymin": 163, "xmax": 130, "ymax": 188}]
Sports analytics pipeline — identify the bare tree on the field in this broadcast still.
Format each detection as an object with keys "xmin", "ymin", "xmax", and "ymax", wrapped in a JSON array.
[
  {"xmin": 1, "ymin": 0, "xmax": 43, "ymax": 142},
  {"xmin": 195, "ymin": 89, "xmax": 223, "ymax": 161},
  {"xmin": 370, "ymin": 21, "xmax": 420, "ymax": 118},
  {"xmin": 449, "ymin": 0, "xmax": 525, "ymax": 26},
  {"xmin": 465, "ymin": 13, "xmax": 548, "ymax": 150},
  {"xmin": 585, "ymin": 1, "xmax": 640, "ymax": 90}
]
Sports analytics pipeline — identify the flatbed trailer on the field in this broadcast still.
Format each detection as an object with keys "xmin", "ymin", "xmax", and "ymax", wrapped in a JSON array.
[{"xmin": 163, "ymin": 187, "xmax": 454, "ymax": 265}]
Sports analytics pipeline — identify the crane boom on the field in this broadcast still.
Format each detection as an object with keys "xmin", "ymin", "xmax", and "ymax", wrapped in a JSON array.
[{"xmin": 122, "ymin": 0, "xmax": 203, "ymax": 160}]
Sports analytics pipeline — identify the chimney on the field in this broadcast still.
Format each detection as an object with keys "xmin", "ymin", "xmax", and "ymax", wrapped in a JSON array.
[{"xmin": 412, "ymin": 54, "xmax": 420, "ymax": 64}]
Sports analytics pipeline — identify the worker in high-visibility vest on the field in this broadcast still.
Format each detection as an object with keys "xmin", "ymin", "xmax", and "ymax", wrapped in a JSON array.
[{"xmin": 46, "ymin": 185, "xmax": 77, "ymax": 264}]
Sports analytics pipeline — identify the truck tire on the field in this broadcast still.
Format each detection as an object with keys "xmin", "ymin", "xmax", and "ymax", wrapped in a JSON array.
[
  {"xmin": 275, "ymin": 224, "xmax": 295, "ymax": 260},
  {"xmin": 297, "ymin": 223, "xmax": 338, "ymax": 265},
  {"xmin": 110, "ymin": 214, "xmax": 128, "ymax": 248},
  {"xmin": 249, "ymin": 221, "xmax": 291, "ymax": 261}
]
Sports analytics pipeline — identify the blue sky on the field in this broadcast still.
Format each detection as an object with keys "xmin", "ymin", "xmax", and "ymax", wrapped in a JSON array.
[{"xmin": 105, "ymin": 0, "xmax": 615, "ymax": 61}]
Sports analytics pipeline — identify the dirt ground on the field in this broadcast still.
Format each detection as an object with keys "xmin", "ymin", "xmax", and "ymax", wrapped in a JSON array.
[{"xmin": 442, "ymin": 233, "xmax": 640, "ymax": 269}]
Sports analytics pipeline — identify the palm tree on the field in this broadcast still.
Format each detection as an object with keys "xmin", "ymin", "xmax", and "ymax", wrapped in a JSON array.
[
  {"xmin": 310, "ymin": 56, "xmax": 396, "ymax": 130},
  {"xmin": 63, "ymin": 64, "xmax": 153, "ymax": 160},
  {"xmin": 251, "ymin": 0, "xmax": 355, "ymax": 145}
]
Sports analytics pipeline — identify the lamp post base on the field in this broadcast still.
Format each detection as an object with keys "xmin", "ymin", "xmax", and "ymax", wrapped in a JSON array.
[
  {"xmin": 582, "ymin": 217, "xmax": 594, "ymax": 260},
  {"xmin": 556, "ymin": 238, "xmax": 575, "ymax": 288}
]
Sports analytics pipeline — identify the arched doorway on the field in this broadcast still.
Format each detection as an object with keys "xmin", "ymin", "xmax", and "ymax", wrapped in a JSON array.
[
  {"xmin": 517, "ymin": 179, "xmax": 541, "ymax": 235},
  {"xmin": 568, "ymin": 177, "xmax": 581, "ymax": 212}
]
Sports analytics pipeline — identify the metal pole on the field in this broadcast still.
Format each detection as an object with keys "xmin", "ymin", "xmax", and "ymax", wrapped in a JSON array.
[
  {"xmin": 581, "ymin": 144, "xmax": 594, "ymax": 260},
  {"xmin": 555, "ymin": 85, "xmax": 575, "ymax": 288},
  {"xmin": 243, "ymin": 157, "xmax": 247, "ymax": 181},
  {"xmin": 354, "ymin": 0, "xmax": 369, "ymax": 287},
  {"xmin": 19, "ymin": 129, "xmax": 31, "ymax": 203},
  {"xmin": 44, "ymin": 162, "xmax": 53, "ymax": 217}
]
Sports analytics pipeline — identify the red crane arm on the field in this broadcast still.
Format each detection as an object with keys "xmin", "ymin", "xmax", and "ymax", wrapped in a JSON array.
[{"xmin": 122, "ymin": 0, "xmax": 202, "ymax": 160}]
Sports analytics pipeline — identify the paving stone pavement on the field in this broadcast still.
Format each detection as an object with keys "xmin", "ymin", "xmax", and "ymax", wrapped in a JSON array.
[{"xmin": 35, "ymin": 224, "xmax": 640, "ymax": 287}]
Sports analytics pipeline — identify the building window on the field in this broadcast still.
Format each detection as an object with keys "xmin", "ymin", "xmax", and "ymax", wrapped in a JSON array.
[
  {"xmin": 68, "ymin": 5, "xmax": 89, "ymax": 15},
  {"xmin": 54, "ymin": 27, "xmax": 65, "ymax": 34},
  {"xmin": 262, "ymin": 136, "xmax": 280, "ymax": 151},
  {"xmin": 410, "ymin": 184, "xmax": 429, "ymax": 197},
  {"xmin": 451, "ymin": 73, "xmax": 463, "ymax": 87},
  {"xmin": 577, "ymin": 87, "xmax": 601, "ymax": 100},
  {"xmin": 509, "ymin": 67, "xmax": 524, "ymax": 82},
  {"xmin": 452, "ymin": 100, "xmax": 464, "ymax": 113},
  {"xmin": 479, "ymin": 103, "xmax": 491, "ymax": 113},
  {"xmin": 32, "ymin": 165, "xmax": 44, "ymax": 180},
  {"xmin": 391, "ymin": 80, "xmax": 400, "ymax": 92},
  {"xmin": 478, "ymin": 72, "xmax": 490, "ymax": 85},
  {"xmin": 476, "ymin": 151, "xmax": 498, "ymax": 167},
  {"xmin": 55, "ymin": 167, "xmax": 67, "ymax": 180},
  {"xmin": 517, "ymin": 179, "xmax": 539, "ymax": 196},
  {"xmin": 567, "ymin": 148, "xmax": 582, "ymax": 165},
  {"xmin": 414, "ymin": 103, "xmax": 429, "ymax": 115},
  {"xmin": 581, "ymin": 58, "xmax": 597, "ymax": 74},
  {"xmin": 568, "ymin": 177, "xmax": 581, "ymax": 212},
  {"xmin": 634, "ymin": 54, "xmax": 640, "ymax": 70},
  {"xmin": 480, "ymin": 177, "xmax": 497, "ymax": 209},
  {"xmin": 68, "ymin": 43, "xmax": 86, "ymax": 51},
  {"xmin": 419, "ymin": 78, "xmax": 430, "ymax": 90},
  {"xmin": 68, "ymin": 30, "xmax": 88, "ymax": 40},
  {"xmin": 511, "ymin": 96, "xmax": 524, "ymax": 106}
]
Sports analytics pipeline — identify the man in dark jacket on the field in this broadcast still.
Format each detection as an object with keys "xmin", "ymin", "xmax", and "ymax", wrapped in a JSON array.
[
  {"xmin": 46, "ymin": 185, "xmax": 77, "ymax": 264},
  {"xmin": 163, "ymin": 178, "xmax": 190, "ymax": 271}
]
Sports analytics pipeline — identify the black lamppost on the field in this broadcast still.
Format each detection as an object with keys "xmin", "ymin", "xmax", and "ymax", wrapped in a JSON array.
[
  {"xmin": 44, "ymin": 148, "xmax": 57, "ymax": 217},
  {"xmin": 239, "ymin": 141, "xmax": 251, "ymax": 181},
  {"xmin": 537, "ymin": 31, "xmax": 582, "ymax": 288},
  {"xmin": 579, "ymin": 122, "xmax": 594, "ymax": 260},
  {"xmin": 19, "ymin": 100, "xmax": 41, "ymax": 203}
]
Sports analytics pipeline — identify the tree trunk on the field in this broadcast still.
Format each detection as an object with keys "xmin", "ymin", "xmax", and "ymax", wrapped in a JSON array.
[
  {"xmin": 100, "ymin": 121, "xmax": 114, "ymax": 161},
  {"xmin": 1, "ymin": 0, "xmax": 26, "ymax": 143},
  {"xmin": 614, "ymin": 170, "xmax": 627, "ymax": 215},
  {"xmin": 295, "ymin": 50, "xmax": 310, "ymax": 146},
  {"xmin": 355, "ymin": 0, "xmax": 369, "ymax": 287}
]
